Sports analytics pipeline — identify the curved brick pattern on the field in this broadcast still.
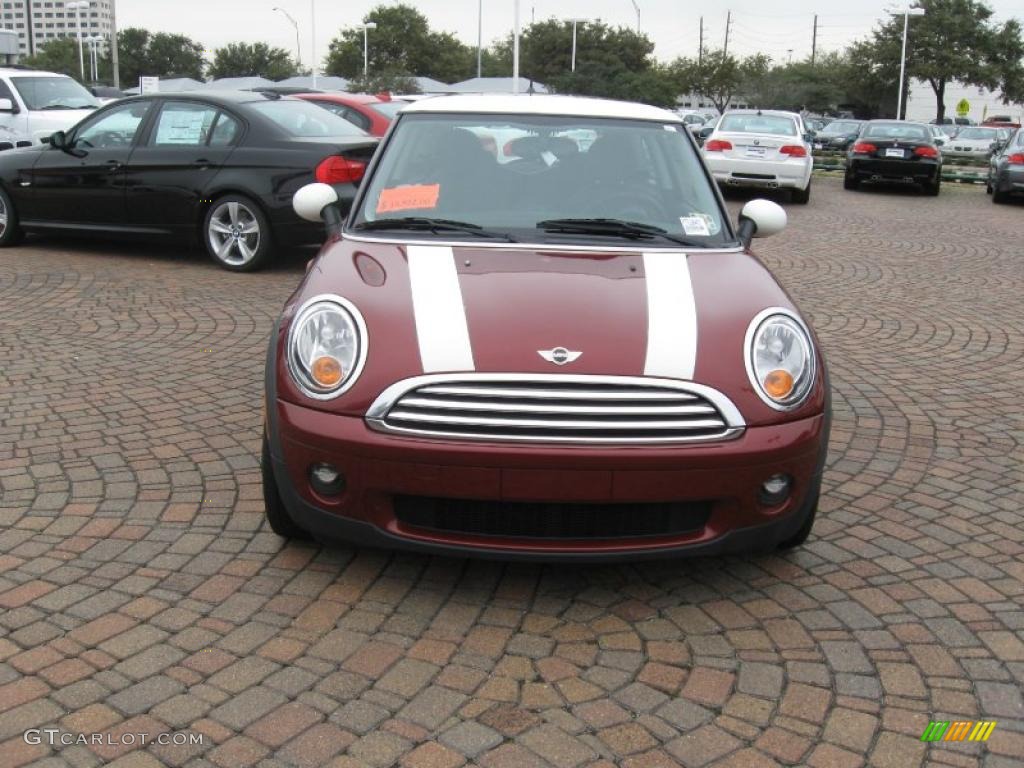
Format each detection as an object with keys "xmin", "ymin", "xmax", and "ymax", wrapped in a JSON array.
[{"xmin": 0, "ymin": 180, "xmax": 1022, "ymax": 768}]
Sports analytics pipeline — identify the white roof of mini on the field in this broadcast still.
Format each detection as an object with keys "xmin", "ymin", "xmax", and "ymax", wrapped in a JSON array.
[
  {"xmin": 0, "ymin": 68, "xmax": 71, "ymax": 78},
  {"xmin": 402, "ymin": 94, "xmax": 681, "ymax": 122}
]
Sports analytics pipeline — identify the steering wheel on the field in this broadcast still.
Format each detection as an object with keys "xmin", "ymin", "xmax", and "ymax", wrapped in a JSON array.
[{"xmin": 572, "ymin": 185, "xmax": 674, "ymax": 221}]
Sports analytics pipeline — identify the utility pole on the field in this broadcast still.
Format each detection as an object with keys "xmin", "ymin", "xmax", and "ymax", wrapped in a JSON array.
[
  {"xmin": 698, "ymin": 16, "xmax": 703, "ymax": 66},
  {"xmin": 723, "ymin": 10, "xmax": 731, "ymax": 57},
  {"xmin": 110, "ymin": 0, "xmax": 119, "ymax": 88},
  {"xmin": 476, "ymin": 0, "xmax": 482, "ymax": 78},
  {"xmin": 811, "ymin": 14, "xmax": 818, "ymax": 66}
]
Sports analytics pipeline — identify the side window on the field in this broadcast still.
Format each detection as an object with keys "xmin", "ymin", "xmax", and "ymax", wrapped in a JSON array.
[
  {"xmin": 209, "ymin": 112, "xmax": 241, "ymax": 146},
  {"xmin": 150, "ymin": 101, "xmax": 219, "ymax": 147},
  {"xmin": 343, "ymin": 107, "xmax": 372, "ymax": 132},
  {"xmin": 75, "ymin": 101, "xmax": 151, "ymax": 149},
  {"xmin": 0, "ymin": 78, "xmax": 16, "ymax": 105}
]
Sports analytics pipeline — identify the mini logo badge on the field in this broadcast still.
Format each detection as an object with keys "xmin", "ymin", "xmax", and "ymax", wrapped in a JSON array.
[{"xmin": 538, "ymin": 347, "xmax": 582, "ymax": 365}]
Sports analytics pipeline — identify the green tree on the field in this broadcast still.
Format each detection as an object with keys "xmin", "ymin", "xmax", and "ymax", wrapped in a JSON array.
[
  {"xmin": 483, "ymin": 19, "xmax": 675, "ymax": 105},
  {"xmin": 868, "ymin": 0, "xmax": 1024, "ymax": 120},
  {"xmin": 116, "ymin": 28, "xmax": 206, "ymax": 85},
  {"xmin": 23, "ymin": 38, "xmax": 90, "ymax": 81},
  {"xmin": 208, "ymin": 42, "xmax": 297, "ymax": 80},
  {"xmin": 325, "ymin": 4, "xmax": 473, "ymax": 83},
  {"xmin": 345, "ymin": 71, "xmax": 420, "ymax": 94},
  {"xmin": 674, "ymin": 51, "xmax": 771, "ymax": 113}
]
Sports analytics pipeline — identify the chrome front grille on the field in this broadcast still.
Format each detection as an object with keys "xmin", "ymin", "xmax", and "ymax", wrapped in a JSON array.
[{"xmin": 365, "ymin": 374, "xmax": 745, "ymax": 444}]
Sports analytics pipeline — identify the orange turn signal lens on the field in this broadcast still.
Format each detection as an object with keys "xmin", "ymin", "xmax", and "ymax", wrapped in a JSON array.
[
  {"xmin": 311, "ymin": 356, "xmax": 343, "ymax": 388},
  {"xmin": 763, "ymin": 369, "xmax": 794, "ymax": 400}
]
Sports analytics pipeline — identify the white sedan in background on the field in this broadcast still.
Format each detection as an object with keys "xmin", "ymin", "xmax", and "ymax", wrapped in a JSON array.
[{"xmin": 701, "ymin": 110, "xmax": 814, "ymax": 204}]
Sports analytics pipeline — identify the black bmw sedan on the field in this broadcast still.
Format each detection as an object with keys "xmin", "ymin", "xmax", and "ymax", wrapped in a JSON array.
[
  {"xmin": 0, "ymin": 91, "xmax": 377, "ymax": 271},
  {"xmin": 844, "ymin": 120, "xmax": 942, "ymax": 196}
]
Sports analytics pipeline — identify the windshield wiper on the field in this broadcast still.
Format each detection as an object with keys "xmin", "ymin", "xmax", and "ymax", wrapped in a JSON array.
[
  {"xmin": 40, "ymin": 104, "xmax": 87, "ymax": 110},
  {"xmin": 537, "ymin": 218, "xmax": 704, "ymax": 247},
  {"xmin": 353, "ymin": 217, "xmax": 517, "ymax": 242}
]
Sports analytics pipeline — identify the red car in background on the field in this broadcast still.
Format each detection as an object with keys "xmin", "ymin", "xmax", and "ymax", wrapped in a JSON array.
[
  {"xmin": 263, "ymin": 95, "xmax": 831, "ymax": 561},
  {"xmin": 296, "ymin": 93, "xmax": 408, "ymax": 137}
]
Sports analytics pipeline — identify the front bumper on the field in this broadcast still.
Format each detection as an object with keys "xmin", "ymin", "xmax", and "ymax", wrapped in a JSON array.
[{"xmin": 267, "ymin": 397, "xmax": 828, "ymax": 561}]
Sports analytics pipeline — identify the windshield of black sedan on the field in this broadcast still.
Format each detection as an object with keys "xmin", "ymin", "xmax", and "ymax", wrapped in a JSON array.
[
  {"xmin": 352, "ymin": 113, "xmax": 727, "ymax": 244},
  {"xmin": 12, "ymin": 76, "xmax": 99, "ymax": 110},
  {"xmin": 862, "ymin": 123, "xmax": 930, "ymax": 140}
]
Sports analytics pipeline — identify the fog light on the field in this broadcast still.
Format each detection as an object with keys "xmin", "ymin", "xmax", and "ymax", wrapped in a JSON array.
[
  {"xmin": 309, "ymin": 463, "xmax": 345, "ymax": 496},
  {"xmin": 760, "ymin": 474, "xmax": 791, "ymax": 506}
]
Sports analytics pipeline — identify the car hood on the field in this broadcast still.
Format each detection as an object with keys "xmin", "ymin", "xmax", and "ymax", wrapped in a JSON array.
[
  {"xmin": 274, "ymin": 240, "xmax": 827, "ymax": 427},
  {"xmin": 28, "ymin": 109, "xmax": 97, "ymax": 144}
]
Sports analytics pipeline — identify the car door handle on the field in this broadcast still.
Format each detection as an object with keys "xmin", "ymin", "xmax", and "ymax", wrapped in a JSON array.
[
  {"xmin": 106, "ymin": 160, "xmax": 123, "ymax": 172},
  {"xmin": 193, "ymin": 158, "xmax": 210, "ymax": 168}
]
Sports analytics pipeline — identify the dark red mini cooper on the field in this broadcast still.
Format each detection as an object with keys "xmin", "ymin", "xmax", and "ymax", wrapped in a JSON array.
[{"xmin": 262, "ymin": 94, "xmax": 830, "ymax": 561}]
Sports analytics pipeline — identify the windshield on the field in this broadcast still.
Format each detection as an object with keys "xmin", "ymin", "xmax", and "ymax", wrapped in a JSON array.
[
  {"xmin": 824, "ymin": 121, "xmax": 860, "ymax": 133},
  {"xmin": 717, "ymin": 114, "xmax": 797, "ymax": 137},
  {"xmin": 352, "ymin": 113, "xmax": 729, "ymax": 246},
  {"xmin": 249, "ymin": 100, "xmax": 367, "ymax": 137},
  {"xmin": 12, "ymin": 76, "xmax": 99, "ymax": 110},
  {"xmin": 863, "ymin": 123, "xmax": 930, "ymax": 141},
  {"xmin": 956, "ymin": 127, "xmax": 998, "ymax": 141},
  {"xmin": 369, "ymin": 100, "xmax": 408, "ymax": 120}
]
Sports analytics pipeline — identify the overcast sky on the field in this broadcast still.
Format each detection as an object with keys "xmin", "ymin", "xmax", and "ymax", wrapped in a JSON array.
[{"xmin": 118, "ymin": 0, "xmax": 1024, "ymax": 72}]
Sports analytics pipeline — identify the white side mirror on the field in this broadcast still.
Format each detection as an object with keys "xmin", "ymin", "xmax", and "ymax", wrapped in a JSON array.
[
  {"xmin": 739, "ymin": 199, "xmax": 787, "ymax": 239},
  {"xmin": 0, "ymin": 98, "xmax": 14, "ymax": 112},
  {"xmin": 293, "ymin": 182, "xmax": 340, "ymax": 223}
]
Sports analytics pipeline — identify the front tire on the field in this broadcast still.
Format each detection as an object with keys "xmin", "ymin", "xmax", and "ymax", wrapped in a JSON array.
[
  {"xmin": 204, "ymin": 194, "xmax": 273, "ymax": 271},
  {"xmin": 0, "ymin": 185, "xmax": 25, "ymax": 246},
  {"xmin": 262, "ymin": 433, "xmax": 309, "ymax": 539}
]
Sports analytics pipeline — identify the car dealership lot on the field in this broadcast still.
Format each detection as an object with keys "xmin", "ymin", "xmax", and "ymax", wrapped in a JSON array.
[{"xmin": 1, "ymin": 179, "xmax": 1022, "ymax": 767}]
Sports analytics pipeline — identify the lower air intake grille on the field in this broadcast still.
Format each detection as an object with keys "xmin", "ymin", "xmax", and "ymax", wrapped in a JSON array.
[{"xmin": 394, "ymin": 496, "xmax": 713, "ymax": 540}]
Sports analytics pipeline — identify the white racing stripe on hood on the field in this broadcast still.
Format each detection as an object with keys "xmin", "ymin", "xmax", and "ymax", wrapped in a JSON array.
[
  {"xmin": 407, "ymin": 244, "xmax": 475, "ymax": 372},
  {"xmin": 643, "ymin": 252, "xmax": 697, "ymax": 379}
]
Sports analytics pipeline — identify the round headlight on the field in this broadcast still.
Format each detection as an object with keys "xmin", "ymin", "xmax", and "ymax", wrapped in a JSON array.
[
  {"xmin": 745, "ymin": 310, "xmax": 815, "ymax": 409},
  {"xmin": 286, "ymin": 296, "xmax": 367, "ymax": 399}
]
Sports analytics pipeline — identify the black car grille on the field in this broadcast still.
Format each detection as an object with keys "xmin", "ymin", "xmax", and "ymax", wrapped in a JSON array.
[{"xmin": 393, "ymin": 496, "xmax": 714, "ymax": 540}]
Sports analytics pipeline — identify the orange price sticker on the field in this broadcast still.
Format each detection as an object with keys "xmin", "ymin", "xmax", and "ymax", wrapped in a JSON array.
[{"xmin": 376, "ymin": 184, "xmax": 441, "ymax": 213}]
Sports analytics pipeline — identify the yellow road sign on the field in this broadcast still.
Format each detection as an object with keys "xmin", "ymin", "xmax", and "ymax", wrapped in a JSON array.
[{"xmin": 956, "ymin": 99, "xmax": 970, "ymax": 117}]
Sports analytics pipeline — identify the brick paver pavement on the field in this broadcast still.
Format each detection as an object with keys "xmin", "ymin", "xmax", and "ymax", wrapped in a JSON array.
[{"xmin": 1, "ymin": 177, "xmax": 1022, "ymax": 767}]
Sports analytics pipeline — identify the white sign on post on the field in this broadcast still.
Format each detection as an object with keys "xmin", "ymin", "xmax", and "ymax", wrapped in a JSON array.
[{"xmin": 138, "ymin": 76, "xmax": 160, "ymax": 94}]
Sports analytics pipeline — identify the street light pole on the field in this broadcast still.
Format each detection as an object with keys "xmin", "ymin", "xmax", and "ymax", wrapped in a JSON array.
[
  {"xmin": 476, "ymin": 0, "xmax": 482, "ymax": 78},
  {"xmin": 66, "ymin": 1, "xmax": 90, "ymax": 81},
  {"xmin": 512, "ymin": 0, "xmax": 520, "ymax": 94},
  {"xmin": 310, "ymin": 0, "xmax": 317, "ymax": 88},
  {"xmin": 273, "ymin": 7, "xmax": 301, "ymax": 70},
  {"xmin": 362, "ymin": 22, "xmax": 376, "ymax": 77},
  {"xmin": 892, "ymin": 6, "xmax": 926, "ymax": 120},
  {"xmin": 568, "ymin": 19, "xmax": 587, "ymax": 72},
  {"xmin": 630, "ymin": 0, "xmax": 640, "ymax": 32}
]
